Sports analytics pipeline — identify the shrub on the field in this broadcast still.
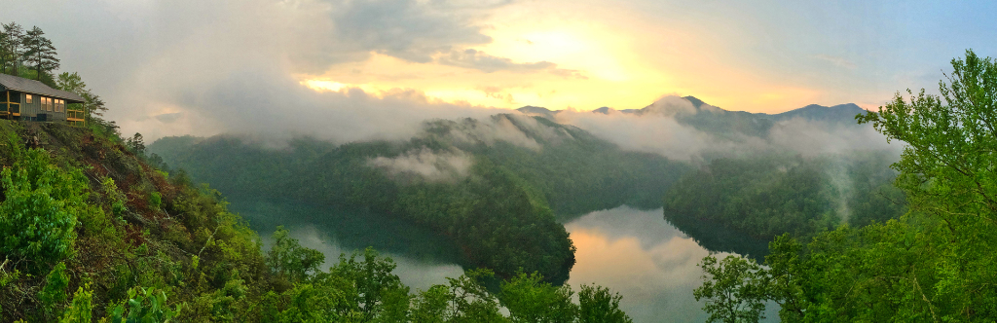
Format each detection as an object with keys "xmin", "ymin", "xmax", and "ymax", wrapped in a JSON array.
[{"xmin": 0, "ymin": 149, "xmax": 87, "ymax": 271}]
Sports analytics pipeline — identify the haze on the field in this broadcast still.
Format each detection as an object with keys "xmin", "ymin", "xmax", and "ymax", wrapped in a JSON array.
[{"xmin": 3, "ymin": 0, "xmax": 995, "ymax": 141}]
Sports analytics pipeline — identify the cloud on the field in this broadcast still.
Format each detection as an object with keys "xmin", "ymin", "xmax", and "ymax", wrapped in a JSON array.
[
  {"xmin": 553, "ymin": 96, "xmax": 898, "ymax": 161},
  {"xmin": 427, "ymin": 114, "xmax": 544, "ymax": 151},
  {"xmin": 368, "ymin": 147, "xmax": 474, "ymax": 183},
  {"xmin": 438, "ymin": 49, "xmax": 555, "ymax": 73},
  {"xmin": 765, "ymin": 117, "xmax": 900, "ymax": 156},
  {"xmin": 479, "ymin": 86, "xmax": 516, "ymax": 104},
  {"xmin": 437, "ymin": 49, "xmax": 586, "ymax": 78},
  {"xmin": 1, "ymin": 0, "xmax": 532, "ymax": 142},
  {"xmin": 554, "ymin": 108, "xmax": 729, "ymax": 161},
  {"xmin": 327, "ymin": 0, "xmax": 496, "ymax": 64}
]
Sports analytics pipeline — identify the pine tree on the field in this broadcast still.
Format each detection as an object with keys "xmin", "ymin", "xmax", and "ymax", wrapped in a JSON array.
[
  {"xmin": 1, "ymin": 23, "xmax": 25, "ymax": 75},
  {"xmin": 22, "ymin": 26, "xmax": 59, "ymax": 83},
  {"xmin": 0, "ymin": 28, "xmax": 10, "ymax": 75}
]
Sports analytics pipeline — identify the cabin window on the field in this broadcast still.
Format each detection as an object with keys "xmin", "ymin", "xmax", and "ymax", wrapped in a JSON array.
[
  {"xmin": 25, "ymin": 94, "xmax": 32, "ymax": 104},
  {"xmin": 42, "ymin": 97, "xmax": 48, "ymax": 111},
  {"xmin": 58, "ymin": 100, "xmax": 64, "ymax": 112}
]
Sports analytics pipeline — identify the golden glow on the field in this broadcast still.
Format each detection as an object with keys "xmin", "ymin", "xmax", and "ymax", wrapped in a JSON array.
[
  {"xmin": 297, "ymin": 1, "xmax": 832, "ymax": 113},
  {"xmin": 566, "ymin": 227, "xmax": 711, "ymax": 297},
  {"xmin": 303, "ymin": 80, "xmax": 349, "ymax": 92}
]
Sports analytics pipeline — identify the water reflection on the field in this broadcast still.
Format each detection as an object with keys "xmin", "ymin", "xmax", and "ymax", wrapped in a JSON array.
[
  {"xmin": 566, "ymin": 206, "xmax": 714, "ymax": 323},
  {"xmin": 228, "ymin": 197, "xmax": 465, "ymax": 291},
  {"xmin": 228, "ymin": 198, "xmax": 777, "ymax": 321},
  {"xmin": 566, "ymin": 206, "xmax": 778, "ymax": 323}
]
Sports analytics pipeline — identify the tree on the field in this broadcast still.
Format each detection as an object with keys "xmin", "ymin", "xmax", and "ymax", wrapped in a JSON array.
[
  {"xmin": 266, "ymin": 226, "xmax": 325, "ymax": 284},
  {"xmin": 126, "ymin": 133, "xmax": 146, "ymax": 155},
  {"xmin": 21, "ymin": 26, "xmax": 59, "ymax": 83},
  {"xmin": 57, "ymin": 72, "xmax": 110, "ymax": 127},
  {"xmin": 854, "ymin": 48, "xmax": 997, "ymax": 320},
  {"xmin": 1, "ymin": 23, "xmax": 25, "ymax": 75},
  {"xmin": 694, "ymin": 50, "xmax": 997, "ymax": 322},
  {"xmin": 693, "ymin": 255, "xmax": 769, "ymax": 323},
  {"xmin": 411, "ymin": 269, "xmax": 507, "ymax": 323},
  {"xmin": 326, "ymin": 247, "xmax": 410, "ymax": 322},
  {"xmin": 578, "ymin": 284, "xmax": 632, "ymax": 323},
  {"xmin": 499, "ymin": 272, "xmax": 576, "ymax": 323}
]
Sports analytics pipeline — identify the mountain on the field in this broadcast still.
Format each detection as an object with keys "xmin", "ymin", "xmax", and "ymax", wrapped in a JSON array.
[
  {"xmin": 766, "ymin": 103, "xmax": 867, "ymax": 124},
  {"xmin": 629, "ymin": 96, "xmax": 868, "ymax": 137},
  {"xmin": 516, "ymin": 105, "xmax": 559, "ymax": 119},
  {"xmin": 592, "ymin": 107, "xmax": 614, "ymax": 114},
  {"xmin": 150, "ymin": 114, "xmax": 691, "ymax": 283},
  {"xmin": 592, "ymin": 107, "xmax": 639, "ymax": 115}
]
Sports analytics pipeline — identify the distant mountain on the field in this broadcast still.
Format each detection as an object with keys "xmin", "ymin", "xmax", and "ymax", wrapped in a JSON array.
[
  {"xmin": 516, "ymin": 105, "xmax": 559, "ymax": 119},
  {"xmin": 516, "ymin": 96, "xmax": 869, "ymax": 138},
  {"xmin": 592, "ymin": 107, "xmax": 639, "ymax": 115},
  {"xmin": 765, "ymin": 103, "xmax": 867, "ymax": 124},
  {"xmin": 592, "ymin": 107, "xmax": 614, "ymax": 114}
]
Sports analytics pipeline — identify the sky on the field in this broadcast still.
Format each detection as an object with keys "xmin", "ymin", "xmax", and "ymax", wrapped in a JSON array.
[{"xmin": 2, "ymin": 0, "xmax": 995, "ymax": 140}]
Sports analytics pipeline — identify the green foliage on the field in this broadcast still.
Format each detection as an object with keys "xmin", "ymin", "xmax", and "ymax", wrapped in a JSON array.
[
  {"xmin": 411, "ymin": 269, "xmax": 506, "ymax": 323},
  {"xmin": 39, "ymin": 262, "xmax": 70, "ymax": 317},
  {"xmin": 693, "ymin": 255, "xmax": 768, "ymax": 323},
  {"xmin": 109, "ymin": 287, "xmax": 182, "ymax": 323},
  {"xmin": 266, "ymin": 226, "xmax": 325, "ymax": 284},
  {"xmin": 148, "ymin": 114, "xmax": 696, "ymax": 282},
  {"xmin": 0, "ymin": 23, "xmax": 26, "ymax": 76},
  {"xmin": 327, "ymin": 247, "xmax": 410, "ymax": 321},
  {"xmin": 0, "ymin": 148, "xmax": 87, "ymax": 271},
  {"xmin": 577, "ymin": 285, "xmax": 632, "ymax": 323},
  {"xmin": 126, "ymin": 133, "xmax": 146, "ymax": 155},
  {"xmin": 59, "ymin": 284, "xmax": 94, "ymax": 323},
  {"xmin": 21, "ymin": 26, "xmax": 59, "ymax": 84},
  {"xmin": 696, "ymin": 50, "xmax": 997, "ymax": 322},
  {"xmin": 499, "ymin": 272, "xmax": 577, "ymax": 323},
  {"xmin": 149, "ymin": 192, "xmax": 162, "ymax": 209},
  {"xmin": 663, "ymin": 151, "xmax": 905, "ymax": 248},
  {"xmin": 57, "ymin": 71, "xmax": 110, "ymax": 120}
]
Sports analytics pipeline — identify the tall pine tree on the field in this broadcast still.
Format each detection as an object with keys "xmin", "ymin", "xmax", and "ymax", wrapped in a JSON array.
[
  {"xmin": 22, "ymin": 26, "xmax": 59, "ymax": 84},
  {"xmin": 1, "ymin": 23, "xmax": 25, "ymax": 75}
]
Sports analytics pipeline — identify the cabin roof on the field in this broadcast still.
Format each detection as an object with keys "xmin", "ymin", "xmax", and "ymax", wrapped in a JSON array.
[{"xmin": 0, "ymin": 74, "xmax": 85, "ymax": 103}]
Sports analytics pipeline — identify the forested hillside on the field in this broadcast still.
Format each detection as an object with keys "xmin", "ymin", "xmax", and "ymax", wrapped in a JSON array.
[
  {"xmin": 695, "ymin": 50, "xmax": 997, "ymax": 322},
  {"xmin": 0, "ymin": 119, "xmax": 635, "ymax": 322},
  {"xmin": 150, "ymin": 114, "xmax": 690, "ymax": 283},
  {"xmin": 663, "ymin": 151, "xmax": 906, "ymax": 255}
]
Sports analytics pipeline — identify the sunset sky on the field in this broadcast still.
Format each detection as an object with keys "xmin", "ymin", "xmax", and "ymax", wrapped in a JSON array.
[{"xmin": 3, "ymin": 0, "xmax": 996, "ymax": 139}]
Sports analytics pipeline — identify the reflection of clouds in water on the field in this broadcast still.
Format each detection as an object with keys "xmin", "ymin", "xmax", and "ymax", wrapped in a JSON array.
[
  {"xmin": 566, "ymin": 206, "xmax": 688, "ymax": 249},
  {"xmin": 262, "ymin": 224, "xmax": 464, "ymax": 292},
  {"xmin": 566, "ymin": 207, "xmax": 718, "ymax": 323}
]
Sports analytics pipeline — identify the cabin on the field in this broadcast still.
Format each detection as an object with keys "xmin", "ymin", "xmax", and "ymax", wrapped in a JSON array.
[{"xmin": 0, "ymin": 74, "xmax": 86, "ymax": 126}]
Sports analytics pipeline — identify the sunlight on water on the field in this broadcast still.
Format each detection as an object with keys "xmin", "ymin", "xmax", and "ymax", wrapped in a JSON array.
[
  {"xmin": 565, "ymin": 206, "xmax": 714, "ymax": 323},
  {"xmin": 237, "ymin": 199, "xmax": 775, "ymax": 322}
]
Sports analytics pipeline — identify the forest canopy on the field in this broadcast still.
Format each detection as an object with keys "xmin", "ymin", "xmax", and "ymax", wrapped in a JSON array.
[{"xmin": 695, "ymin": 49, "xmax": 997, "ymax": 322}]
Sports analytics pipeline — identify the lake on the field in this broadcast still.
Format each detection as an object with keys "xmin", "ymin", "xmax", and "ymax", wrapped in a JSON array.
[{"xmin": 229, "ymin": 199, "xmax": 776, "ymax": 323}]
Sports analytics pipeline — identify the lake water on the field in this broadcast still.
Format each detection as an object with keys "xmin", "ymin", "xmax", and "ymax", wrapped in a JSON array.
[{"xmin": 229, "ymin": 199, "xmax": 776, "ymax": 323}]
